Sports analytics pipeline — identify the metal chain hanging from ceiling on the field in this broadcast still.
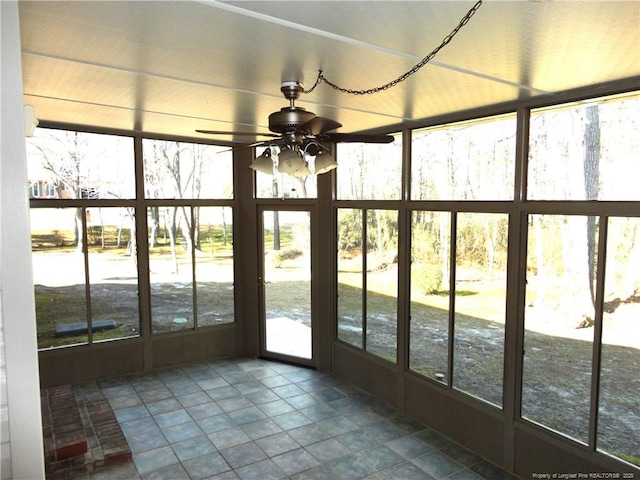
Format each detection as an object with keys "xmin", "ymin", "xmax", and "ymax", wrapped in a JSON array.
[{"xmin": 304, "ymin": 0, "xmax": 483, "ymax": 96}]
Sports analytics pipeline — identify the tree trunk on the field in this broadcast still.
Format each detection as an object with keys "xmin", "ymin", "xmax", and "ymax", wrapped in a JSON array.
[
  {"xmin": 534, "ymin": 215, "xmax": 545, "ymax": 306},
  {"xmin": 221, "ymin": 208, "xmax": 228, "ymax": 247},
  {"xmin": 296, "ymin": 177, "xmax": 308, "ymax": 199},
  {"xmin": 439, "ymin": 213, "xmax": 449, "ymax": 290},
  {"xmin": 375, "ymin": 210, "xmax": 383, "ymax": 255},
  {"xmin": 148, "ymin": 206, "xmax": 160, "ymax": 248},
  {"xmin": 179, "ymin": 206, "xmax": 193, "ymax": 253},
  {"xmin": 193, "ymin": 206, "xmax": 200, "ymax": 250},
  {"xmin": 583, "ymin": 105, "xmax": 600, "ymax": 307},
  {"xmin": 485, "ymin": 217, "xmax": 496, "ymax": 277},
  {"xmin": 273, "ymin": 212, "xmax": 281, "ymax": 251},
  {"xmin": 167, "ymin": 208, "xmax": 179, "ymax": 274},
  {"xmin": 74, "ymin": 207, "xmax": 84, "ymax": 253},
  {"xmin": 98, "ymin": 208, "xmax": 105, "ymax": 248},
  {"xmin": 117, "ymin": 216, "xmax": 123, "ymax": 248}
]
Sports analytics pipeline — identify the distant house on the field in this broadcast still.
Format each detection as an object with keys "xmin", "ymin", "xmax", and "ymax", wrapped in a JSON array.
[{"xmin": 29, "ymin": 182, "xmax": 105, "ymax": 200}]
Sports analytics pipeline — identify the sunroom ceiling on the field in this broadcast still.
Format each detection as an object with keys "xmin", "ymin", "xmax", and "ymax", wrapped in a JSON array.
[{"xmin": 18, "ymin": 1, "xmax": 640, "ymax": 142}]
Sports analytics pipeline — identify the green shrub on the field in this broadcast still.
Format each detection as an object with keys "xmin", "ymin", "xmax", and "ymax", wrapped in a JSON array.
[
  {"xmin": 412, "ymin": 263, "xmax": 443, "ymax": 295},
  {"xmin": 270, "ymin": 248, "xmax": 303, "ymax": 268}
]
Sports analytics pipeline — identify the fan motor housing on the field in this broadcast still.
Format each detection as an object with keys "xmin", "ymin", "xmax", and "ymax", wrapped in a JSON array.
[{"xmin": 268, "ymin": 107, "xmax": 315, "ymax": 134}]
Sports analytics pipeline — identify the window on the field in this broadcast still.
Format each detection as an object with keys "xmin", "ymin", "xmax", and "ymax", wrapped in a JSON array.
[
  {"xmin": 27, "ymin": 129, "xmax": 236, "ymax": 349},
  {"xmin": 337, "ymin": 138, "xmax": 402, "ymax": 200},
  {"xmin": 598, "ymin": 217, "xmax": 640, "ymax": 462},
  {"xmin": 31, "ymin": 208, "xmax": 91, "ymax": 348},
  {"xmin": 528, "ymin": 94, "xmax": 640, "ymax": 201},
  {"xmin": 27, "ymin": 130, "xmax": 138, "ymax": 349},
  {"xmin": 409, "ymin": 211, "xmax": 507, "ymax": 407},
  {"xmin": 337, "ymin": 209, "xmax": 363, "ymax": 348},
  {"xmin": 523, "ymin": 214, "xmax": 598, "ymax": 443},
  {"xmin": 453, "ymin": 212, "xmax": 507, "ymax": 406},
  {"xmin": 86, "ymin": 207, "xmax": 139, "ymax": 341},
  {"xmin": 27, "ymin": 128, "xmax": 135, "ymax": 199},
  {"xmin": 29, "ymin": 181, "xmax": 41, "ymax": 198},
  {"xmin": 30, "ymin": 206, "xmax": 140, "ymax": 349},
  {"xmin": 366, "ymin": 209, "xmax": 398, "ymax": 362},
  {"xmin": 412, "ymin": 115, "xmax": 516, "ymax": 200},
  {"xmin": 195, "ymin": 207, "xmax": 235, "ymax": 326},
  {"xmin": 337, "ymin": 208, "xmax": 398, "ymax": 363},
  {"xmin": 143, "ymin": 139, "xmax": 233, "ymax": 199},
  {"xmin": 148, "ymin": 206, "xmax": 234, "ymax": 332},
  {"xmin": 143, "ymin": 138, "xmax": 236, "ymax": 332},
  {"xmin": 521, "ymin": 213, "xmax": 640, "ymax": 459},
  {"xmin": 410, "ymin": 211, "xmax": 451, "ymax": 381},
  {"xmin": 522, "ymin": 93, "xmax": 640, "ymax": 467},
  {"xmin": 45, "ymin": 183, "xmax": 57, "ymax": 198},
  {"xmin": 148, "ymin": 206, "xmax": 196, "ymax": 331}
]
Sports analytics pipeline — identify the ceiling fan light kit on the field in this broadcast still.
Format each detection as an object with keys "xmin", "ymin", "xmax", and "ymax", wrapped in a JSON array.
[
  {"xmin": 199, "ymin": 1, "xmax": 483, "ymax": 177},
  {"xmin": 233, "ymin": 80, "xmax": 392, "ymax": 177},
  {"xmin": 215, "ymin": 79, "xmax": 394, "ymax": 177},
  {"xmin": 248, "ymin": 147, "xmax": 275, "ymax": 175}
]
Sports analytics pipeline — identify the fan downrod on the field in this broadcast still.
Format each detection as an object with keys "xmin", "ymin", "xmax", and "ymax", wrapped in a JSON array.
[{"xmin": 268, "ymin": 81, "xmax": 314, "ymax": 134}]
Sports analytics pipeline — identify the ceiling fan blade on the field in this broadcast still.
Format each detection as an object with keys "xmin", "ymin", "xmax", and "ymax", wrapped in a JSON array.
[
  {"xmin": 299, "ymin": 117, "xmax": 342, "ymax": 136},
  {"xmin": 217, "ymin": 140, "xmax": 273, "ymax": 154},
  {"xmin": 323, "ymin": 133, "xmax": 395, "ymax": 144},
  {"xmin": 196, "ymin": 129, "xmax": 281, "ymax": 138}
]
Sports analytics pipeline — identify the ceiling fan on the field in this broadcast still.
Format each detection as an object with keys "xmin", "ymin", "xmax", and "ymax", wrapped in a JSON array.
[{"xmin": 196, "ymin": 81, "xmax": 395, "ymax": 176}]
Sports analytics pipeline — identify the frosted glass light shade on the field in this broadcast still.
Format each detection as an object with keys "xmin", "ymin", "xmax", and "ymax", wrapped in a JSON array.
[
  {"xmin": 277, "ymin": 148, "xmax": 307, "ymax": 175},
  {"xmin": 250, "ymin": 148, "xmax": 274, "ymax": 174},
  {"xmin": 314, "ymin": 150, "xmax": 337, "ymax": 175}
]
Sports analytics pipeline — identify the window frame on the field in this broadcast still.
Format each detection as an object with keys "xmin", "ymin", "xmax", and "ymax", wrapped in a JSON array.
[
  {"xmin": 332, "ymin": 90, "xmax": 640, "ymax": 469},
  {"xmin": 27, "ymin": 127, "xmax": 238, "ymax": 350}
]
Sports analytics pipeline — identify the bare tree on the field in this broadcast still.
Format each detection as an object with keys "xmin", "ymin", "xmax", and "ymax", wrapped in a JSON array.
[
  {"xmin": 151, "ymin": 141, "xmax": 207, "ymax": 253},
  {"xmin": 145, "ymin": 145, "xmax": 163, "ymax": 248},
  {"xmin": 34, "ymin": 131, "xmax": 91, "ymax": 253}
]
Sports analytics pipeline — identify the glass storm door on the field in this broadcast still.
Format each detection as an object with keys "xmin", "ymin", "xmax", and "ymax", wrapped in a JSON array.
[{"xmin": 259, "ymin": 209, "xmax": 312, "ymax": 362}]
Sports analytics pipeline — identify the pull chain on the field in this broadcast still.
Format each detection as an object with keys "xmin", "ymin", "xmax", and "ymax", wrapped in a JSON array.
[{"xmin": 304, "ymin": 0, "xmax": 483, "ymax": 96}]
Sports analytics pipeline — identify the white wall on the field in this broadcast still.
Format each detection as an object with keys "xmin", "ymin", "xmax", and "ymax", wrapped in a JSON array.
[
  {"xmin": 0, "ymin": 2, "xmax": 46, "ymax": 478},
  {"xmin": 1, "ymin": 308, "xmax": 10, "ymax": 480}
]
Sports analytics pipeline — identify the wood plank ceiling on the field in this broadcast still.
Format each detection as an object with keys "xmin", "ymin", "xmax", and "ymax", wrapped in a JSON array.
[{"xmin": 19, "ymin": 1, "xmax": 640, "ymax": 142}]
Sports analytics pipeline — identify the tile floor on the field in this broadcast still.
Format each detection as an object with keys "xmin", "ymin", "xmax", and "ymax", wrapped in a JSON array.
[{"xmin": 72, "ymin": 357, "xmax": 517, "ymax": 480}]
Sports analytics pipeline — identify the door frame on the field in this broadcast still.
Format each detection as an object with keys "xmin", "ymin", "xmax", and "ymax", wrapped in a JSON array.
[{"xmin": 257, "ymin": 204, "xmax": 316, "ymax": 367}]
